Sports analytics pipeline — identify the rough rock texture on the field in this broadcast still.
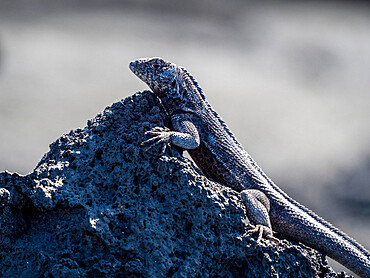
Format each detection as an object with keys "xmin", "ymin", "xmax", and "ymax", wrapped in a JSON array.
[{"xmin": 0, "ymin": 91, "xmax": 351, "ymax": 277}]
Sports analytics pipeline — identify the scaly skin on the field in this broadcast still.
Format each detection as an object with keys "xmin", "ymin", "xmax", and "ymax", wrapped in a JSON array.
[{"xmin": 129, "ymin": 57, "xmax": 370, "ymax": 277}]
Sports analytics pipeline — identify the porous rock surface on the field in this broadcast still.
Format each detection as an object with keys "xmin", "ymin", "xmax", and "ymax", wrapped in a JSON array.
[{"xmin": 0, "ymin": 91, "xmax": 350, "ymax": 277}]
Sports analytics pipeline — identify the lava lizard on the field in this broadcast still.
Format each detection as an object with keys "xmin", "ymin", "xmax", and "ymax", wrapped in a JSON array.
[{"xmin": 129, "ymin": 57, "xmax": 370, "ymax": 277}]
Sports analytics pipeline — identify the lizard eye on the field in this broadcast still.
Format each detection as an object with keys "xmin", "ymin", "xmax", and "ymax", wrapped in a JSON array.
[{"xmin": 152, "ymin": 64, "xmax": 160, "ymax": 69}]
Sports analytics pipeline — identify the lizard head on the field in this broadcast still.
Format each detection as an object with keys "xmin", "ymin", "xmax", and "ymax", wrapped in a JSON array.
[
  {"xmin": 130, "ymin": 57, "xmax": 206, "ymax": 114},
  {"xmin": 129, "ymin": 57, "xmax": 178, "ymax": 94}
]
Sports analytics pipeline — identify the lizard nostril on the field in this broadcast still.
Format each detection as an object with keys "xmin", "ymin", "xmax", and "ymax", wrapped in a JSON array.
[{"xmin": 129, "ymin": 62, "xmax": 136, "ymax": 72}]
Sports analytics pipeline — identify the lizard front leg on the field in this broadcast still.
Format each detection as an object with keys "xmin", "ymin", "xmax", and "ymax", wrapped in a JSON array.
[
  {"xmin": 241, "ymin": 189, "xmax": 279, "ymax": 243},
  {"xmin": 141, "ymin": 113, "xmax": 200, "ymax": 155}
]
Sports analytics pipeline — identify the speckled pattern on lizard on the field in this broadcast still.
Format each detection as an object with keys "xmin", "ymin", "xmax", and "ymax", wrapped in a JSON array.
[{"xmin": 129, "ymin": 57, "xmax": 370, "ymax": 278}]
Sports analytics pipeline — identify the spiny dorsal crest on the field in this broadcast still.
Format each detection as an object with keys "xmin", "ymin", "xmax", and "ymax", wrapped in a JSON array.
[{"xmin": 180, "ymin": 67, "xmax": 245, "ymax": 151}]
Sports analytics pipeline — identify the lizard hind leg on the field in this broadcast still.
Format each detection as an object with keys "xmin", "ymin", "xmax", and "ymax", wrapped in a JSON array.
[{"xmin": 241, "ymin": 189, "xmax": 278, "ymax": 243}]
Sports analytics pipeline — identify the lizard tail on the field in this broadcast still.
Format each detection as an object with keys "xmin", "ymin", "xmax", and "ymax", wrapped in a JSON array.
[
  {"xmin": 270, "ymin": 196, "xmax": 370, "ymax": 277},
  {"xmin": 248, "ymin": 157, "xmax": 370, "ymax": 276},
  {"xmin": 246, "ymin": 156, "xmax": 370, "ymax": 258}
]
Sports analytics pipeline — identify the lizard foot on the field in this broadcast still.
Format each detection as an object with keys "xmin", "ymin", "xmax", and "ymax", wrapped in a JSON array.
[
  {"xmin": 244, "ymin": 224, "xmax": 280, "ymax": 244},
  {"xmin": 141, "ymin": 127, "xmax": 173, "ymax": 155},
  {"xmin": 240, "ymin": 189, "xmax": 279, "ymax": 244}
]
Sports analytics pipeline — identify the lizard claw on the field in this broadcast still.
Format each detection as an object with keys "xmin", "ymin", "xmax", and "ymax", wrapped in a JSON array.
[
  {"xmin": 144, "ymin": 127, "xmax": 170, "ymax": 136},
  {"xmin": 141, "ymin": 127, "xmax": 172, "ymax": 155},
  {"xmin": 244, "ymin": 224, "xmax": 279, "ymax": 244},
  {"xmin": 145, "ymin": 127, "xmax": 170, "ymax": 134}
]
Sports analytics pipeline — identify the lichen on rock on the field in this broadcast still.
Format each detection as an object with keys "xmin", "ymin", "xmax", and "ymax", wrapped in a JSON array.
[{"xmin": 0, "ymin": 91, "xmax": 350, "ymax": 277}]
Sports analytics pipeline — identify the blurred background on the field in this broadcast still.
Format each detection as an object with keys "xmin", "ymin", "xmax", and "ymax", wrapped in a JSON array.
[{"xmin": 0, "ymin": 0, "xmax": 369, "ymax": 274}]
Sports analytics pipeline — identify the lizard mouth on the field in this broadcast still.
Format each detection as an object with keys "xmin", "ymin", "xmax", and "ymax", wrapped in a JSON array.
[
  {"xmin": 129, "ymin": 61, "xmax": 139, "ymax": 75},
  {"xmin": 129, "ymin": 61, "xmax": 145, "ymax": 81}
]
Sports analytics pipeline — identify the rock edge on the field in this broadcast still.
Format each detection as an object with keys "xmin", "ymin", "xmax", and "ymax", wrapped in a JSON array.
[{"xmin": 0, "ymin": 91, "xmax": 351, "ymax": 277}]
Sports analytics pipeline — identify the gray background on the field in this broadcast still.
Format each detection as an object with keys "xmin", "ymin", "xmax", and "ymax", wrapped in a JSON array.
[{"xmin": 0, "ymin": 1, "xmax": 369, "ymax": 275}]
